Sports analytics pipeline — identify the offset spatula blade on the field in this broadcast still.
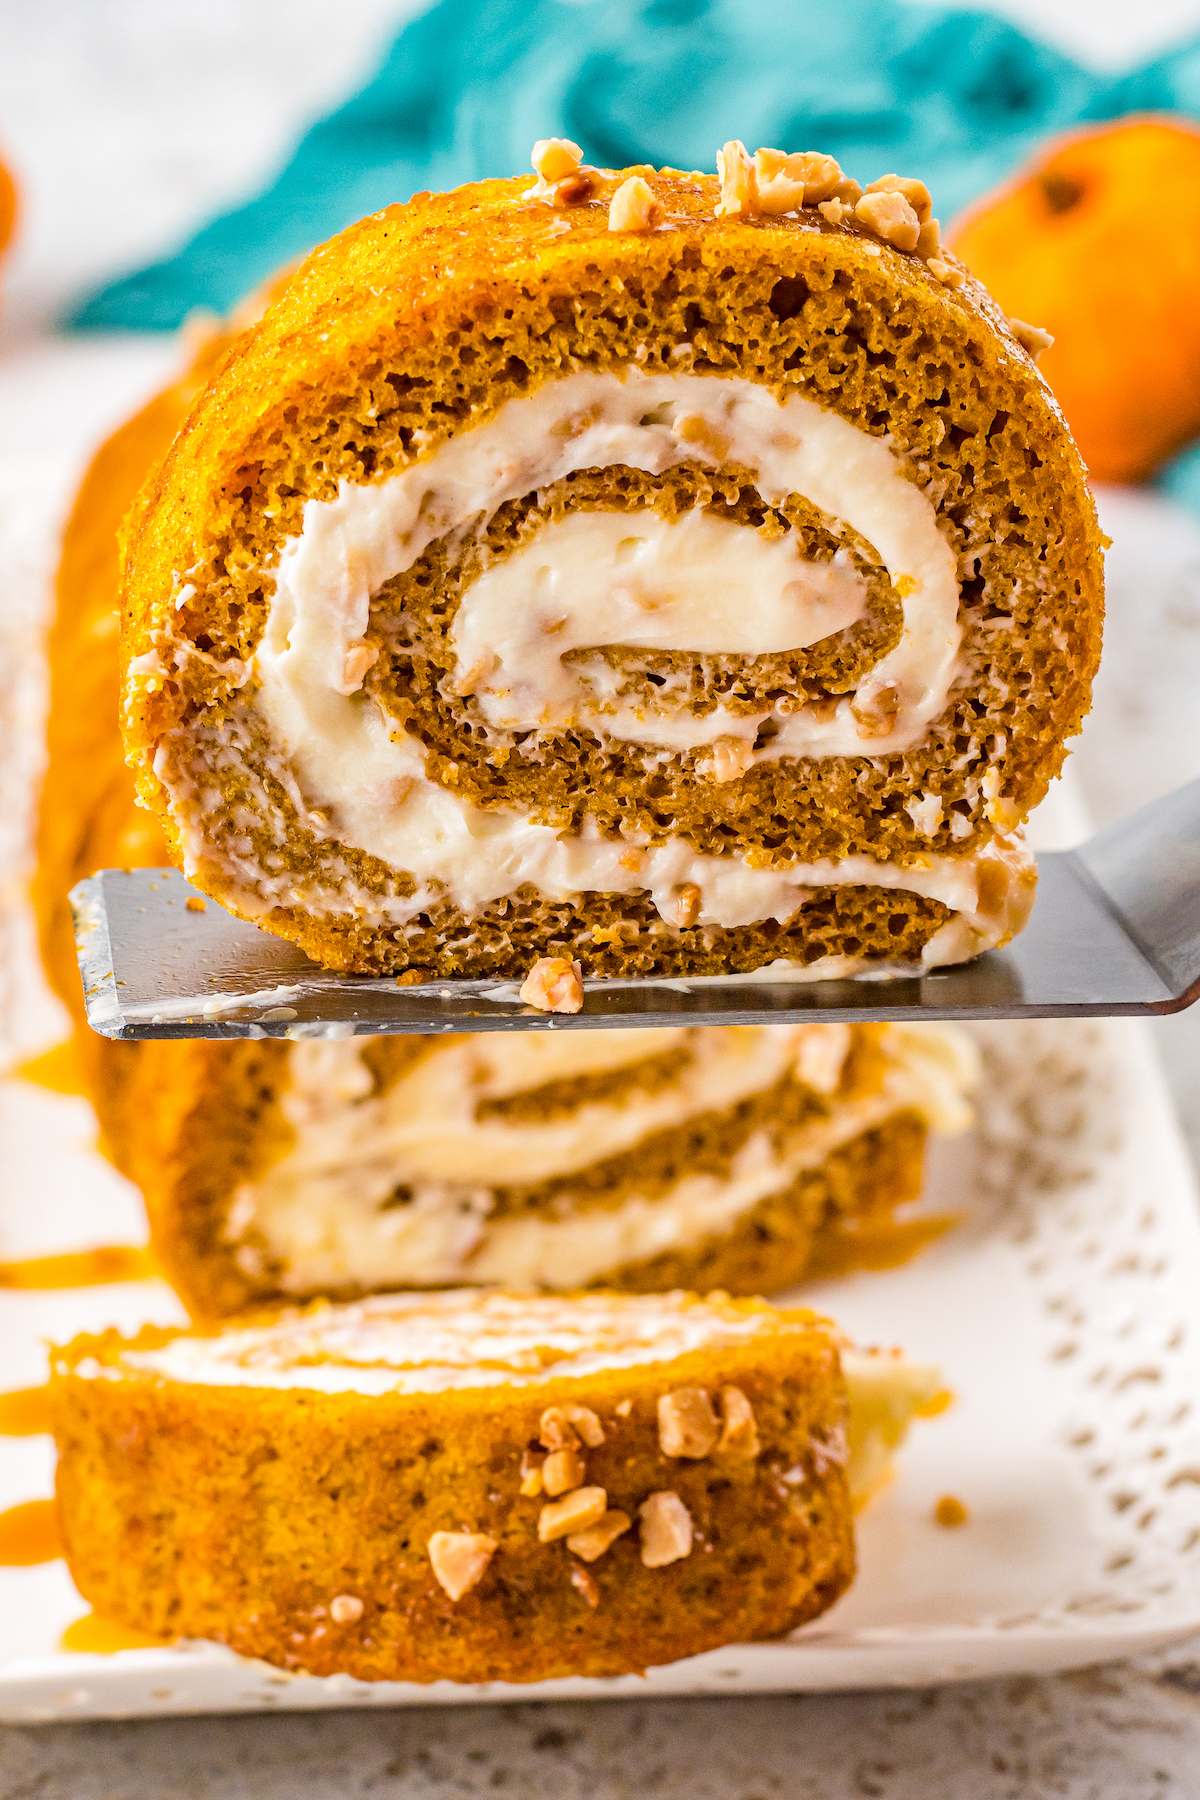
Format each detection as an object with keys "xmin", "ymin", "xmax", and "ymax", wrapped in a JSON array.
[{"xmin": 71, "ymin": 780, "xmax": 1200, "ymax": 1039}]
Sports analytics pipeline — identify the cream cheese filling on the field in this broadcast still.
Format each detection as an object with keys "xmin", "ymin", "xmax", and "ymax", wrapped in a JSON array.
[
  {"xmin": 208, "ymin": 660, "xmax": 1034, "ymax": 951},
  {"xmin": 447, "ymin": 505, "xmax": 870, "ymax": 750},
  {"xmin": 259, "ymin": 368, "xmax": 963, "ymax": 762},
  {"xmin": 224, "ymin": 1022, "xmax": 977, "ymax": 1293},
  {"xmin": 144, "ymin": 369, "xmax": 1034, "ymax": 960},
  {"xmin": 205, "ymin": 366, "xmax": 1006, "ymax": 952}
]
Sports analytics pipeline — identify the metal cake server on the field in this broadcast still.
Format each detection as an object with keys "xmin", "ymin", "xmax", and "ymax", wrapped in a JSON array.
[{"xmin": 71, "ymin": 777, "xmax": 1200, "ymax": 1040}]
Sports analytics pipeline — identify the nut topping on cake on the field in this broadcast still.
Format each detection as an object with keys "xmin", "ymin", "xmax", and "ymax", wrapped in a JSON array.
[
  {"xmin": 539, "ymin": 1403, "xmax": 605, "ymax": 1449},
  {"xmin": 538, "ymin": 1486, "xmax": 608, "ymax": 1542},
  {"xmin": 865, "ymin": 174, "xmax": 933, "ymax": 223},
  {"xmin": 608, "ymin": 176, "xmax": 663, "ymax": 233},
  {"xmin": 570, "ymin": 1562, "xmax": 600, "ymax": 1605},
  {"xmin": 927, "ymin": 258, "xmax": 966, "ymax": 288},
  {"xmin": 639, "ymin": 1490, "xmax": 695, "ymax": 1566},
  {"xmin": 519, "ymin": 1449, "xmax": 545, "ymax": 1497},
  {"xmin": 529, "ymin": 137, "xmax": 597, "ymax": 206},
  {"xmin": 428, "ymin": 1531, "xmax": 497, "ymax": 1601},
  {"xmin": 520, "ymin": 957, "xmax": 584, "ymax": 1013},
  {"xmin": 755, "ymin": 148, "xmax": 843, "ymax": 213},
  {"xmin": 658, "ymin": 1387, "xmax": 720, "ymax": 1458},
  {"xmin": 1009, "ymin": 317, "xmax": 1054, "ymax": 361},
  {"xmin": 532, "ymin": 137, "xmax": 584, "ymax": 183},
  {"xmin": 554, "ymin": 173, "xmax": 595, "ymax": 207},
  {"xmin": 708, "ymin": 141, "xmax": 963, "ymax": 284},
  {"xmin": 854, "ymin": 189, "xmax": 921, "ymax": 253},
  {"xmin": 715, "ymin": 140, "xmax": 758, "ymax": 218},
  {"xmin": 717, "ymin": 1386, "xmax": 761, "ymax": 1459},
  {"xmin": 542, "ymin": 1446, "xmax": 587, "ymax": 1496},
  {"xmin": 567, "ymin": 1509, "xmax": 633, "ymax": 1562}
]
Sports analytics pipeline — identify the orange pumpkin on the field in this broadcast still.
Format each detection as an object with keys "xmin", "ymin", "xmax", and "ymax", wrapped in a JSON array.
[
  {"xmin": 949, "ymin": 115, "xmax": 1200, "ymax": 484},
  {"xmin": 0, "ymin": 145, "xmax": 16, "ymax": 265}
]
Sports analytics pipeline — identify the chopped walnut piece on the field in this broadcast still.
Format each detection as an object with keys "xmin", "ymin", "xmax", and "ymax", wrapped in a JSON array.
[
  {"xmin": 329, "ymin": 1593, "xmax": 364, "ymax": 1624},
  {"xmin": 608, "ymin": 176, "xmax": 663, "ymax": 232},
  {"xmin": 1009, "ymin": 317, "xmax": 1054, "ymax": 361},
  {"xmin": 553, "ymin": 172, "xmax": 594, "ymax": 206},
  {"xmin": 532, "ymin": 137, "xmax": 583, "ymax": 183},
  {"xmin": 519, "ymin": 958, "xmax": 583, "ymax": 1014},
  {"xmin": 673, "ymin": 411, "xmax": 732, "ymax": 460},
  {"xmin": 539, "ymin": 1407, "xmax": 579, "ymax": 1451},
  {"xmin": 865, "ymin": 173, "xmax": 933, "ymax": 224},
  {"xmin": 716, "ymin": 1386, "xmax": 761, "ymax": 1460},
  {"xmin": 538, "ymin": 1486, "xmax": 608, "ymax": 1543},
  {"xmin": 570, "ymin": 1562, "xmax": 600, "ymax": 1606},
  {"xmin": 542, "ymin": 1447, "xmax": 587, "ymax": 1497},
  {"xmin": 715, "ymin": 139, "xmax": 758, "ymax": 219},
  {"xmin": 539, "ymin": 1403, "xmax": 604, "ymax": 1451},
  {"xmin": 754, "ymin": 148, "xmax": 843, "ymax": 213},
  {"xmin": 342, "ymin": 644, "xmax": 379, "ymax": 692},
  {"xmin": 427, "ymin": 1531, "xmax": 497, "ymax": 1602},
  {"xmin": 658, "ymin": 1387, "xmax": 720, "ymax": 1459},
  {"xmin": 185, "ymin": 896, "xmax": 207, "ymax": 913},
  {"xmin": 794, "ymin": 1022, "xmax": 852, "ymax": 1096},
  {"xmin": 927, "ymin": 258, "xmax": 965, "ymax": 289},
  {"xmin": 916, "ymin": 217, "xmax": 941, "ymax": 259},
  {"xmin": 519, "ymin": 1449, "xmax": 545, "ymax": 1497},
  {"xmin": 672, "ymin": 883, "xmax": 702, "ymax": 929},
  {"xmin": 564, "ymin": 1404, "xmax": 606, "ymax": 1447},
  {"xmin": 854, "ymin": 188, "xmax": 920, "ymax": 253},
  {"xmin": 639, "ymin": 1490, "xmax": 695, "ymax": 1567},
  {"xmin": 851, "ymin": 681, "xmax": 900, "ymax": 739},
  {"xmin": 817, "ymin": 197, "xmax": 850, "ymax": 226},
  {"xmin": 709, "ymin": 737, "xmax": 755, "ymax": 782},
  {"xmin": 567, "ymin": 1509, "xmax": 632, "ymax": 1562},
  {"xmin": 448, "ymin": 651, "xmax": 496, "ymax": 698}
]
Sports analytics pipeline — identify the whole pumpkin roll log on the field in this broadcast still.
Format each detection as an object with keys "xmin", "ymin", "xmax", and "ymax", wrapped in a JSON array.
[
  {"xmin": 120, "ymin": 143, "xmax": 1103, "ymax": 979},
  {"xmin": 51, "ymin": 1289, "xmax": 942, "ymax": 1682},
  {"xmin": 136, "ymin": 1019, "xmax": 975, "ymax": 1319}
]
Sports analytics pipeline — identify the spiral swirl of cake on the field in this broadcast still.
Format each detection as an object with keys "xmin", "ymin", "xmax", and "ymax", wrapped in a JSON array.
[
  {"xmin": 120, "ymin": 149, "xmax": 1104, "ymax": 978},
  {"xmin": 128, "ymin": 1018, "xmax": 975, "ymax": 1318}
]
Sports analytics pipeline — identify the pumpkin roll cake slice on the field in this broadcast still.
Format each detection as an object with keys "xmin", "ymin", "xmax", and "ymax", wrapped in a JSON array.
[
  {"xmin": 52, "ymin": 1288, "xmax": 943, "ymax": 1683},
  {"xmin": 135, "ymin": 1019, "xmax": 976, "ymax": 1318},
  {"xmin": 120, "ymin": 141, "xmax": 1103, "ymax": 980}
]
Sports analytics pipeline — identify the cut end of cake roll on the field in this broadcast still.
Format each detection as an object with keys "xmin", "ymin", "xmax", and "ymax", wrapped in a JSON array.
[
  {"xmin": 120, "ymin": 143, "xmax": 1102, "ymax": 981},
  {"xmin": 51, "ymin": 1288, "xmax": 938, "ymax": 1683},
  {"xmin": 142, "ymin": 1020, "xmax": 977, "ymax": 1318}
]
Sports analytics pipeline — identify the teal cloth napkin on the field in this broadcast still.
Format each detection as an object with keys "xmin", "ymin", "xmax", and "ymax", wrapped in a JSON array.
[{"xmin": 68, "ymin": 0, "xmax": 1200, "ymax": 335}]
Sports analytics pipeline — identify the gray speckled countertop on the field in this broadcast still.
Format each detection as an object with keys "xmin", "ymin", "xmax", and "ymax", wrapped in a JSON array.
[{"xmin": 3, "ymin": 2, "xmax": 1200, "ymax": 1791}]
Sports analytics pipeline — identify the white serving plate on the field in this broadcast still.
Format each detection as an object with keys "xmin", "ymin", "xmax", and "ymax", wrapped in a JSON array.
[{"xmin": 4, "ymin": 791, "xmax": 1200, "ymax": 1718}]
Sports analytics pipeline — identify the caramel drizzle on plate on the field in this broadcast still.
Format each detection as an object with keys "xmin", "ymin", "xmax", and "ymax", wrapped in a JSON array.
[
  {"xmin": 60, "ymin": 1612, "xmax": 167, "ymax": 1655},
  {"xmin": 805, "ymin": 1211, "xmax": 959, "ymax": 1281},
  {"xmin": 0, "ymin": 1245, "xmax": 155, "ymax": 1289},
  {"xmin": 0, "ymin": 1498, "xmax": 61, "ymax": 1565},
  {"xmin": 0, "ymin": 1384, "xmax": 52, "ymax": 1436}
]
